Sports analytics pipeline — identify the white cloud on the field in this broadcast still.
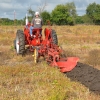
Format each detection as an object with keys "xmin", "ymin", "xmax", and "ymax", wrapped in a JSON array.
[
  {"xmin": 0, "ymin": 0, "xmax": 100, "ymax": 19},
  {"xmin": 0, "ymin": 3, "xmax": 13, "ymax": 10},
  {"xmin": 0, "ymin": 0, "xmax": 12, "ymax": 3}
]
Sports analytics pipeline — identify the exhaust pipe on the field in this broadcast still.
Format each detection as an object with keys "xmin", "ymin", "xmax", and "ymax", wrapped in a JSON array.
[{"xmin": 26, "ymin": 13, "xmax": 28, "ymax": 25}]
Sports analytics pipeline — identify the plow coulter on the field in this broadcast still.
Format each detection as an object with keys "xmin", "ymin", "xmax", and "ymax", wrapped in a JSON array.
[{"xmin": 14, "ymin": 24, "xmax": 79, "ymax": 73}]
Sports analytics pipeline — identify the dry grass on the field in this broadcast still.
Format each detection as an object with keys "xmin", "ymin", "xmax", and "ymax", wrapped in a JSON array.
[
  {"xmin": 0, "ymin": 25, "xmax": 100, "ymax": 100},
  {"xmin": 53, "ymin": 25, "xmax": 100, "ymax": 69}
]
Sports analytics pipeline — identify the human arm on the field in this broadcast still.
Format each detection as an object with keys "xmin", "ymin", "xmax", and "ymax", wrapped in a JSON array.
[{"xmin": 31, "ymin": 18, "xmax": 35, "ymax": 26}]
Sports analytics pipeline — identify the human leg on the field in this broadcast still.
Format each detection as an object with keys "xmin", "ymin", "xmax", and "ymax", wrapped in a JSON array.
[{"xmin": 30, "ymin": 26, "xmax": 34, "ymax": 36}]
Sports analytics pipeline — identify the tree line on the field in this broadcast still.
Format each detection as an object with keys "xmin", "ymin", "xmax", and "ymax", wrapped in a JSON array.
[
  {"xmin": 0, "ymin": 2, "xmax": 100, "ymax": 25},
  {"xmin": 0, "ymin": 18, "xmax": 24, "ymax": 25}
]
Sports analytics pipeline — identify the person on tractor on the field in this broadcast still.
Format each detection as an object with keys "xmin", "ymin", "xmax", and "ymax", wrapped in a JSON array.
[{"xmin": 30, "ymin": 11, "xmax": 43, "ymax": 37}]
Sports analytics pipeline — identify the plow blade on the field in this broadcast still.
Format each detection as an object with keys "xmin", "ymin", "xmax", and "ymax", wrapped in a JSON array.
[{"xmin": 56, "ymin": 57, "xmax": 79, "ymax": 72}]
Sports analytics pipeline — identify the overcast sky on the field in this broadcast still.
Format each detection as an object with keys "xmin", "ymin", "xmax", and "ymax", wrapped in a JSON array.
[{"xmin": 0, "ymin": 0, "xmax": 100, "ymax": 20}]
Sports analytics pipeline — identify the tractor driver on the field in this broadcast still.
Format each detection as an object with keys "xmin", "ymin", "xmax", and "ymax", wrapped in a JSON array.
[{"xmin": 30, "ymin": 11, "xmax": 43, "ymax": 37}]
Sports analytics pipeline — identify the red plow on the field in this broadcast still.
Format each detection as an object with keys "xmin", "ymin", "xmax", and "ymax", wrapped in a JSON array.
[{"xmin": 14, "ymin": 24, "xmax": 79, "ymax": 73}]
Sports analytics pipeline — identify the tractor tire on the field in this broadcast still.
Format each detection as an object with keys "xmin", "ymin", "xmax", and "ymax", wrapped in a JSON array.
[
  {"xmin": 51, "ymin": 29, "xmax": 58, "ymax": 45},
  {"xmin": 13, "ymin": 39, "xmax": 16, "ymax": 49},
  {"xmin": 15, "ymin": 30, "xmax": 25, "ymax": 55}
]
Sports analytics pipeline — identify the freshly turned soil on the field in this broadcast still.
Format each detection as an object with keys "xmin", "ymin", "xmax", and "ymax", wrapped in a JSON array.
[{"xmin": 65, "ymin": 62, "xmax": 100, "ymax": 94}]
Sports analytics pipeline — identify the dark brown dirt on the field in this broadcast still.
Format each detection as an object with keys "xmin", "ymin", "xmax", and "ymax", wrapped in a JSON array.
[{"xmin": 65, "ymin": 62, "xmax": 100, "ymax": 94}]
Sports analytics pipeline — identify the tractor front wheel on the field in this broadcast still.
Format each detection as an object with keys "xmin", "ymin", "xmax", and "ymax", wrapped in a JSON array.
[{"xmin": 15, "ymin": 30, "xmax": 25, "ymax": 55}]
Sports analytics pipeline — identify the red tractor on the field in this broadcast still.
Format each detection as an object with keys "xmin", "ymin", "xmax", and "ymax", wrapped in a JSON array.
[{"xmin": 14, "ymin": 23, "xmax": 79, "ymax": 73}]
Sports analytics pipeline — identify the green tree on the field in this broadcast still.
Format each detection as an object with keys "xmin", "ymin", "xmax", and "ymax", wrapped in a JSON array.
[
  {"xmin": 51, "ymin": 4, "xmax": 74, "ymax": 25},
  {"xmin": 51, "ymin": 2, "xmax": 77, "ymax": 25},
  {"xmin": 28, "ymin": 7, "xmax": 35, "ymax": 17},
  {"xmin": 75, "ymin": 16, "xmax": 84, "ymax": 24},
  {"xmin": 75, "ymin": 15, "xmax": 93, "ymax": 24},
  {"xmin": 82, "ymin": 15, "xmax": 93, "ymax": 24},
  {"xmin": 86, "ymin": 2, "xmax": 100, "ymax": 24},
  {"xmin": 66, "ymin": 2, "xmax": 77, "ymax": 17},
  {"xmin": 0, "ymin": 18, "xmax": 25, "ymax": 26},
  {"xmin": 41, "ymin": 11, "xmax": 50, "ymax": 25},
  {"xmin": 27, "ymin": 7, "xmax": 35, "ymax": 22},
  {"xmin": 65, "ymin": 2, "xmax": 77, "ymax": 24}
]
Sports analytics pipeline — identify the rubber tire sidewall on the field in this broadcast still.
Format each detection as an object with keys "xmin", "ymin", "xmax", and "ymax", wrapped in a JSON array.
[
  {"xmin": 15, "ymin": 30, "xmax": 25, "ymax": 54},
  {"xmin": 51, "ymin": 29, "xmax": 58, "ymax": 45}
]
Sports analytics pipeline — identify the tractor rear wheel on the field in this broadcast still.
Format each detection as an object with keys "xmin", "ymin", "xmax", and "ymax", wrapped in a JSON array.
[
  {"xmin": 15, "ymin": 30, "xmax": 25, "ymax": 55},
  {"xmin": 13, "ymin": 39, "xmax": 16, "ymax": 49},
  {"xmin": 51, "ymin": 30, "xmax": 58, "ymax": 45}
]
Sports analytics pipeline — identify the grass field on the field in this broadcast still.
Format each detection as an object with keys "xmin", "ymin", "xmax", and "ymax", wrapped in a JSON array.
[{"xmin": 0, "ymin": 25, "xmax": 100, "ymax": 100}]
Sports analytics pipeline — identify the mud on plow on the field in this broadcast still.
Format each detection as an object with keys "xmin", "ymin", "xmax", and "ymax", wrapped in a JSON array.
[{"xmin": 14, "ymin": 24, "xmax": 79, "ymax": 73}]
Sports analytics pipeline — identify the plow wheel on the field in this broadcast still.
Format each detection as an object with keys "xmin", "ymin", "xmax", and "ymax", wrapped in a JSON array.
[
  {"xmin": 33, "ymin": 48, "xmax": 38, "ymax": 63},
  {"xmin": 15, "ymin": 30, "xmax": 25, "ymax": 55}
]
